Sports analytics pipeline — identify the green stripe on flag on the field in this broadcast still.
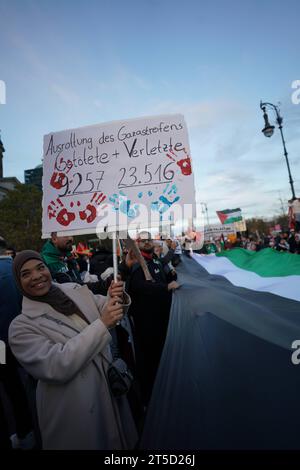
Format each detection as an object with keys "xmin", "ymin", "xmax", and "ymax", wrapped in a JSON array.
[
  {"xmin": 216, "ymin": 248, "xmax": 300, "ymax": 277},
  {"xmin": 224, "ymin": 216, "xmax": 242, "ymax": 224}
]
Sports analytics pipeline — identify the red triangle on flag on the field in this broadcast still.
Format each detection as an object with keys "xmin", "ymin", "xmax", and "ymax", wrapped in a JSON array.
[{"xmin": 216, "ymin": 211, "xmax": 228, "ymax": 224}]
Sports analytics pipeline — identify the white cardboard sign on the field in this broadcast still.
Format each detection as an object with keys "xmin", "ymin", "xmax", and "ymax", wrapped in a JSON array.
[
  {"xmin": 42, "ymin": 114, "xmax": 195, "ymax": 237},
  {"xmin": 204, "ymin": 223, "xmax": 236, "ymax": 240}
]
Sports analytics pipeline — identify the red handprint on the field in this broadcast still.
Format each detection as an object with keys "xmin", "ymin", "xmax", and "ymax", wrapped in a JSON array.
[
  {"xmin": 166, "ymin": 148, "xmax": 192, "ymax": 176},
  {"xmin": 50, "ymin": 172, "xmax": 67, "ymax": 189},
  {"xmin": 47, "ymin": 198, "xmax": 76, "ymax": 226},
  {"xmin": 79, "ymin": 192, "xmax": 107, "ymax": 224}
]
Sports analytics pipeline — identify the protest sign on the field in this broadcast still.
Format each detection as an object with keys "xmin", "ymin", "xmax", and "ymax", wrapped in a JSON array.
[
  {"xmin": 204, "ymin": 223, "xmax": 236, "ymax": 241},
  {"xmin": 233, "ymin": 219, "xmax": 247, "ymax": 232},
  {"xmin": 42, "ymin": 114, "xmax": 195, "ymax": 237}
]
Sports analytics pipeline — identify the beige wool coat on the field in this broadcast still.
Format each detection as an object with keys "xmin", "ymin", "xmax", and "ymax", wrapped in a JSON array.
[{"xmin": 8, "ymin": 282, "xmax": 137, "ymax": 450}]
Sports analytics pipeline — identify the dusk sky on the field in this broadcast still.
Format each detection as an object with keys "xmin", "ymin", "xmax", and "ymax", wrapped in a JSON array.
[{"xmin": 0, "ymin": 0, "xmax": 299, "ymax": 224}]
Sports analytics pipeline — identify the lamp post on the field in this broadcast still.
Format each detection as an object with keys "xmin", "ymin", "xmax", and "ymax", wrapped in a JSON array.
[
  {"xmin": 201, "ymin": 202, "xmax": 210, "ymax": 226},
  {"xmin": 0, "ymin": 133, "xmax": 5, "ymax": 179},
  {"xmin": 260, "ymin": 101, "xmax": 296, "ymax": 200}
]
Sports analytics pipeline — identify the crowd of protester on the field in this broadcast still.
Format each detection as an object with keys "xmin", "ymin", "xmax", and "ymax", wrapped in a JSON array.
[
  {"xmin": 1, "ymin": 225, "xmax": 298, "ymax": 450},
  {"xmin": 201, "ymin": 229, "xmax": 300, "ymax": 254},
  {"xmin": 240, "ymin": 230, "xmax": 300, "ymax": 254}
]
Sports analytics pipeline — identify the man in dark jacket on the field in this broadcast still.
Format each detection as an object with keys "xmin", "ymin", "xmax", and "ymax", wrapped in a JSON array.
[
  {"xmin": 120, "ymin": 232, "xmax": 179, "ymax": 406},
  {"xmin": 41, "ymin": 233, "xmax": 110, "ymax": 295},
  {"xmin": 90, "ymin": 239, "xmax": 114, "ymax": 277}
]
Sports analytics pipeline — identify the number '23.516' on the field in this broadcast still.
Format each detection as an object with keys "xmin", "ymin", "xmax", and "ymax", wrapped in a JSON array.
[{"xmin": 118, "ymin": 162, "xmax": 174, "ymax": 188}]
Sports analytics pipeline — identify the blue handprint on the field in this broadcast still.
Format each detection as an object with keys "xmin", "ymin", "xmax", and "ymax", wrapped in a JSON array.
[
  {"xmin": 151, "ymin": 183, "xmax": 180, "ymax": 214},
  {"xmin": 138, "ymin": 191, "xmax": 152, "ymax": 199},
  {"xmin": 109, "ymin": 191, "xmax": 140, "ymax": 219}
]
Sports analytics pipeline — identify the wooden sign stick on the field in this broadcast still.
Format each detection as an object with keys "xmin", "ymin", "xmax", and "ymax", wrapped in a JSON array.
[{"xmin": 121, "ymin": 236, "xmax": 154, "ymax": 281}]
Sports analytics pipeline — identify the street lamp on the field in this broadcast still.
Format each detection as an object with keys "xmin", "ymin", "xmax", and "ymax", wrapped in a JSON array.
[
  {"xmin": 200, "ymin": 202, "xmax": 210, "ymax": 226},
  {"xmin": 260, "ymin": 101, "xmax": 296, "ymax": 200}
]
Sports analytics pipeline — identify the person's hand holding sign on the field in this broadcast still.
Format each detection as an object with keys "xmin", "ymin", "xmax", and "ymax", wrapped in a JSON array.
[
  {"xmin": 167, "ymin": 281, "xmax": 180, "ymax": 291},
  {"xmin": 101, "ymin": 296, "xmax": 124, "ymax": 329},
  {"xmin": 106, "ymin": 278, "xmax": 130, "ymax": 327},
  {"xmin": 125, "ymin": 249, "xmax": 138, "ymax": 269},
  {"xmin": 108, "ymin": 278, "xmax": 124, "ymax": 299}
]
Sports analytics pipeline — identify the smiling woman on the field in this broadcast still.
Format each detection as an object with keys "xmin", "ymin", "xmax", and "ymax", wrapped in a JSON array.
[
  {"xmin": 8, "ymin": 250, "xmax": 137, "ymax": 450},
  {"xmin": 20, "ymin": 260, "xmax": 52, "ymax": 297}
]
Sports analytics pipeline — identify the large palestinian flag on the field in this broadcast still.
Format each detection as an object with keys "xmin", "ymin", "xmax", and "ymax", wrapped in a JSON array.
[
  {"xmin": 141, "ymin": 249, "xmax": 300, "ymax": 450},
  {"xmin": 193, "ymin": 248, "xmax": 300, "ymax": 302},
  {"xmin": 216, "ymin": 207, "xmax": 242, "ymax": 224}
]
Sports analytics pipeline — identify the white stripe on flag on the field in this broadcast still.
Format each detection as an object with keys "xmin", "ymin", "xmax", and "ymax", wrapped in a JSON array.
[{"xmin": 192, "ymin": 253, "xmax": 300, "ymax": 302}]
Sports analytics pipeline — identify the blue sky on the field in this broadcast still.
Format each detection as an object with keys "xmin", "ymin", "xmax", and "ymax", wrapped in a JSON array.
[{"xmin": 0, "ymin": 0, "xmax": 299, "ymax": 224}]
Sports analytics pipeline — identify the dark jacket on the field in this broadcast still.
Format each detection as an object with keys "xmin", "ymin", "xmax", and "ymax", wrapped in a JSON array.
[
  {"xmin": 119, "ymin": 256, "xmax": 175, "ymax": 404},
  {"xmin": 0, "ymin": 256, "xmax": 22, "ymax": 345},
  {"xmin": 41, "ymin": 240, "xmax": 109, "ymax": 295},
  {"xmin": 90, "ymin": 250, "xmax": 114, "ymax": 277}
]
